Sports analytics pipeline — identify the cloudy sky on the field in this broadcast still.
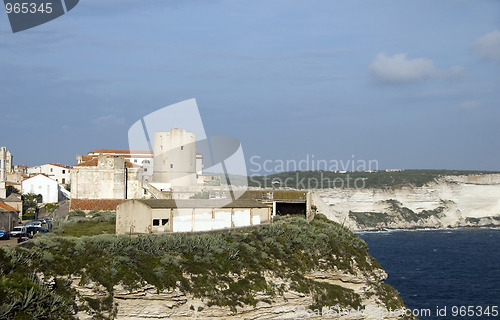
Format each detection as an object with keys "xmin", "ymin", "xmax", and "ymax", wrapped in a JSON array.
[{"xmin": 1, "ymin": 0, "xmax": 499, "ymax": 173}]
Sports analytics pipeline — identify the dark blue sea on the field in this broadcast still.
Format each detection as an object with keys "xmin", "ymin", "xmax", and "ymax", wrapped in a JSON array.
[{"xmin": 357, "ymin": 228, "xmax": 500, "ymax": 319}]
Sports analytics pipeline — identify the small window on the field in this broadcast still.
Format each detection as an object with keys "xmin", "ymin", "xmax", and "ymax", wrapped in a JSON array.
[
  {"xmin": 50, "ymin": 168, "xmax": 53, "ymax": 172},
  {"xmin": 134, "ymin": 159, "xmax": 137, "ymax": 163},
  {"xmin": 170, "ymin": 164, "xmax": 173, "ymax": 168},
  {"xmin": 161, "ymin": 219, "xmax": 169, "ymax": 226},
  {"xmin": 144, "ymin": 168, "xmax": 147, "ymax": 172},
  {"xmin": 181, "ymin": 146, "xmax": 184, "ymax": 150},
  {"xmin": 153, "ymin": 219, "xmax": 160, "ymax": 226},
  {"xmin": 62, "ymin": 170, "xmax": 65, "ymax": 174}
]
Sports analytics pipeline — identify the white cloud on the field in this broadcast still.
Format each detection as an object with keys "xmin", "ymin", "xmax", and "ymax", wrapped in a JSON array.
[
  {"xmin": 471, "ymin": 30, "xmax": 500, "ymax": 63},
  {"xmin": 92, "ymin": 114, "xmax": 126, "ymax": 127},
  {"xmin": 369, "ymin": 52, "xmax": 464, "ymax": 84},
  {"xmin": 457, "ymin": 100, "xmax": 482, "ymax": 111}
]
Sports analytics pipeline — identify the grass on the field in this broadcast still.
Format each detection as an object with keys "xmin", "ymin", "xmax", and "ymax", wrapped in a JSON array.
[
  {"xmin": 51, "ymin": 211, "xmax": 116, "ymax": 237},
  {"xmin": 0, "ymin": 214, "xmax": 406, "ymax": 319}
]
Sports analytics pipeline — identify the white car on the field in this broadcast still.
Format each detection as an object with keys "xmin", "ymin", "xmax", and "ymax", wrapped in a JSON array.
[{"xmin": 10, "ymin": 226, "xmax": 27, "ymax": 237}]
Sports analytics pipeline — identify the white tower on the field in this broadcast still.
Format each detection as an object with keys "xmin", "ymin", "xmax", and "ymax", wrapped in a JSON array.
[
  {"xmin": 0, "ymin": 146, "xmax": 8, "ymax": 198},
  {"xmin": 152, "ymin": 128, "xmax": 197, "ymax": 187}
]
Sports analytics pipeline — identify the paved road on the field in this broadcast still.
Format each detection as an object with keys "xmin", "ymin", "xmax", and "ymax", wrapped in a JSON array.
[{"xmin": 0, "ymin": 238, "xmax": 19, "ymax": 247}]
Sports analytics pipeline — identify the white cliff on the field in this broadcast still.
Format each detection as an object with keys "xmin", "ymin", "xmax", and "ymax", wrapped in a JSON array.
[{"xmin": 312, "ymin": 174, "xmax": 500, "ymax": 230}]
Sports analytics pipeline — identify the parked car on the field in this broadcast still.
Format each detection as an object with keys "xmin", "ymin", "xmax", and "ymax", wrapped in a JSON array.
[
  {"xmin": 10, "ymin": 226, "xmax": 27, "ymax": 237},
  {"xmin": 24, "ymin": 221, "xmax": 42, "ymax": 228},
  {"xmin": 0, "ymin": 229, "xmax": 10, "ymax": 240},
  {"xmin": 26, "ymin": 226, "xmax": 49, "ymax": 236},
  {"xmin": 17, "ymin": 233, "xmax": 31, "ymax": 243}
]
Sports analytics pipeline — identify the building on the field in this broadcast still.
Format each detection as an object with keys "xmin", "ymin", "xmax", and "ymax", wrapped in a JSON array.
[
  {"xmin": 27, "ymin": 164, "xmax": 72, "ymax": 184},
  {"xmin": 21, "ymin": 174, "xmax": 61, "ymax": 203},
  {"xmin": 116, "ymin": 199, "xmax": 271, "ymax": 234},
  {"xmin": 4, "ymin": 193, "xmax": 22, "ymax": 220},
  {"xmin": 153, "ymin": 128, "xmax": 197, "ymax": 187},
  {"xmin": 79, "ymin": 147, "xmax": 203, "ymax": 184},
  {"xmin": 0, "ymin": 146, "xmax": 13, "ymax": 199},
  {"xmin": 79, "ymin": 149, "xmax": 155, "ymax": 182},
  {"xmin": 70, "ymin": 155, "xmax": 144, "ymax": 210},
  {"xmin": 0, "ymin": 200, "xmax": 20, "ymax": 232}
]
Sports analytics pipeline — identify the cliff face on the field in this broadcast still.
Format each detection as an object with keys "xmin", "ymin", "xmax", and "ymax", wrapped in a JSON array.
[
  {"xmin": 312, "ymin": 174, "xmax": 500, "ymax": 230},
  {"xmin": 73, "ymin": 267, "xmax": 403, "ymax": 319},
  {"xmin": 0, "ymin": 215, "xmax": 413, "ymax": 319}
]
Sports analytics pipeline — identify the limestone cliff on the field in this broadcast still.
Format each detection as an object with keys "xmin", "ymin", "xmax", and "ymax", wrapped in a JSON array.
[
  {"xmin": 0, "ymin": 215, "xmax": 414, "ymax": 319},
  {"xmin": 72, "ymin": 267, "xmax": 406, "ymax": 319},
  {"xmin": 312, "ymin": 174, "xmax": 500, "ymax": 230}
]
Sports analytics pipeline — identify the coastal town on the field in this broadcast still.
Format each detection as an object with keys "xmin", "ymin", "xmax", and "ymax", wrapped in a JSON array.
[{"xmin": 0, "ymin": 128, "xmax": 312, "ymax": 240}]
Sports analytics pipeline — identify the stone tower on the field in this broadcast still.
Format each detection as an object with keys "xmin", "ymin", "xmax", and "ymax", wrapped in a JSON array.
[
  {"xmin": 152, "ymin": 128, "xmax": 197, "ymax": 187},
  {"xmin": 0, "ymin": 146, "xmax": 12, "ymax": 198}
]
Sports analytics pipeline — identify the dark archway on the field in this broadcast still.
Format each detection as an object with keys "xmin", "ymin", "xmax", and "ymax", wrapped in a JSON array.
[{"xmin": 275, "ymin": 201, "xmax": 306, "ymax": 217}]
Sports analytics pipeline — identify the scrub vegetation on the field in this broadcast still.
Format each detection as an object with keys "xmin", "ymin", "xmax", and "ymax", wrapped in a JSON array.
[
  {"xmin": 0, "ymin": 214, "xmax": 405, "ymax": 319},
  {"xmin": 248, "ymin": 169, "xmax": 498, "ymax": 189}
]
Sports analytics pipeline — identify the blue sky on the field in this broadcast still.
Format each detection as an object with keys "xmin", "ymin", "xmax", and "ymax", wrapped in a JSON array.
[{"xmin": 1, "ymin": 0, "xmax": 499, "ymax": 173}]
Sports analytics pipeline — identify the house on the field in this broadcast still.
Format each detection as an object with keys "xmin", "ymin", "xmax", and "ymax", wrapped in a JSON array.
[
  {"xmin": 70, "ymin": 155, "xmax": 143, "ymax": 211},
  {"xmin": 27, "ymin": 164, "xmax": 72, "ymax": 184},
  {"xmin": 21, "ymin": 174, "xmax": 60, "ymax": 203},
  {"xmin": 116, "ymin": 198, "xmax": 271, "ymax": 234},
  {"xmin": 79, "ymin": 149, "xmax": 155, "ymax": 182},
  {"xmin": 0, "ymin": 200, "xmax": 20, "ymax": 232},
  {"xmin": 4, "ymin": 193, "xmax": 22, "ymax": 220}
]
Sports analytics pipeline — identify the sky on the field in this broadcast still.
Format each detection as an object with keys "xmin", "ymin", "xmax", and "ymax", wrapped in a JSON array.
[{"xmin": 1, "ymin": 0, "xmax": 499, "ymax": 174}]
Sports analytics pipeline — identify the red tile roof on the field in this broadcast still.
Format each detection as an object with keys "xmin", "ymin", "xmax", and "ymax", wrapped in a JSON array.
[
  {"xmin": 49, "ymin": 163, "xmax": 72, "ymax": 169},
  {"xmin": 73, "ymin": 158, "xmax": 98, "ymax": 167},
  {"xmin": 88, "ymin": 149, "xmax": 153, "ymax": 158},
  {"xmin": 73, "ymin": 157, "xmax": 139, "ymax": 169},
  {"xmin": 22, "ymin": 173, "xmax": 57, "ymax": 182},
  {"xmin": 88, "ymin": 149, "xmax": 203, "ymax": 157},
  {"xmin": 0, "ymin": 201, "xmax": 20, "ymax": 212},
  {"xmin": 70, "ymin": 199, "xmax": 128, "ymax": 211}
]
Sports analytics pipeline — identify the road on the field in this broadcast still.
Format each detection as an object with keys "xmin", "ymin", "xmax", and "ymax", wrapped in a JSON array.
[{"xmin": 0, "ymin": 238, "xmax": 20, "ymax": 247}]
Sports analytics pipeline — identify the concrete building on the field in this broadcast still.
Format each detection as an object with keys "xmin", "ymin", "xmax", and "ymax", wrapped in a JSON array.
[
  {"xmin": 0, "ymin": 147, "xmax": 13, "ymax": 199},
  {"xmin": 21, "ymin": 174, "xmax": 60, "ymax": 203},
  {"xmin": 71, "ymin": 155, "xmax": 143, "ymax": 201},
  {"xmin": 27, "ymin": 164, "xmax": 72, "ymax": 184},
  {"xmin": 116, "ymin": 199, "xmax": 271, "ymax": 234},
  {"xmin": 0, "ymin": 200, "xmax": 20, "ymax": 232},
  {"xmin": 153, "ymin": 128, "xmax": 197, "ymax": 187}
]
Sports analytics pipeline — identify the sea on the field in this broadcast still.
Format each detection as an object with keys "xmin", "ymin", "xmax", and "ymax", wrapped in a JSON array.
[{"xmin": 356, "ymin": 228, "xmax": 500, "ymax": 320}]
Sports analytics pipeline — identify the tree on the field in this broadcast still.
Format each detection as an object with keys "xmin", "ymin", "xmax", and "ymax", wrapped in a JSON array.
[
  {"xmin": 22, "ymin": 193, "xmax": 38, "ymax": 214},
  {"xmin": 6, "ymin": 185, "xmax": 20, "ymax": 196}
]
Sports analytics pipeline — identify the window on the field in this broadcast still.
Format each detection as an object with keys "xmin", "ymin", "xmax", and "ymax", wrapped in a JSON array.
[
  {"xmin": 181, "ymin": 146, "xmax": 184, "ymax": 150},
  {"xmin": 153, "ymin": 219, "xmax": 169, "ymax": 227},
  {"xmin": 170, "ymin": 164, "xmax": 173, "ymax": 168},
  {"xmin": 50, "ymin": 168, "xmax": 53, "ymax": 172},
  {"xmin": 142, "ymin": 160, "xmax": 150, "ymax": 164},
  {"xmin": 144, "ymin": 168, "xmax": 147, "ymax": 172},
  {"xmin": 62, "ymin": 170, "xmax": 65, "ymax": 174},
  {"xmin": 134, "ymin": 159, "xmax": 137, "ymax": 163}
]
